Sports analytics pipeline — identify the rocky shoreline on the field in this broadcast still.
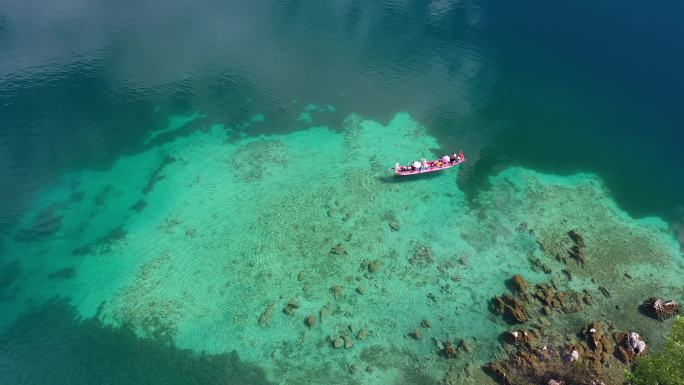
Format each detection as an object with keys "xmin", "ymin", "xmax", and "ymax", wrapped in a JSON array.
[{"xmin": 485, "ymin": 274, "xmax": 668, "ymax": 385}]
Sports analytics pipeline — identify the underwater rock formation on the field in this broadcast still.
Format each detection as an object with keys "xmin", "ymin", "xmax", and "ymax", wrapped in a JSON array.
[
  {"xmin": 258, "ymin": 303, "xmax": 275, "ymax": 326},
  {"xmin": 305, "ymin": 315, "xmax": 316, "ymax": 328},
  {"xmin": 567, "ymin": 230, "xmax": 586, "ymax": 267},
  {"xmin": 510, "ymin": 274, "xmax": 528, "ymax": 293},
  {"xmin": 488, "ymin": 316, "xmax": 654, "ymax": 384},
  {"xmin": 330, "ymin": 243, "xmax": 347, "ymax": 256},
  {"xmin": 493, "ymin": 275, "xmax": 595, "ymax": 325},
  {"xmin": 493, "ymin": 294, "xmax": 529, "ymax": 323},
  {"xmin": 438, "ymin": 340, "xmax": 459, "ymax": 358},
  {"xmin": 504, "ymin": 329, "xmax": 536, "ymax": 347},
  {"xmin": 409, "ymin": 244, "xmax": 434, "ymax": 266},
  {"xmin": 533, "ymin": 283, "xmax": 592, "ymax": 314},
  {"xmin": 282, "ymin": 298, "xmax": 299, "ymax": 316}
]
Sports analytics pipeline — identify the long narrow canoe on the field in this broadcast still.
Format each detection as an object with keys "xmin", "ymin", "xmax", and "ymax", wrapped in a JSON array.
[{"xmin": 393, "ymin": 154, "xmax": 465, "ymax": 176}]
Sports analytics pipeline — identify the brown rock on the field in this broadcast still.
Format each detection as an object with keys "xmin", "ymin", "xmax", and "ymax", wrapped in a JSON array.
[
  {"xmin": 305, "ymin": 315, "xmax": 317, "ymax": 328},
  {"xmin": 568, "ymin": 245, "xmax": 585, "ymax": 266},
  {"xmin": 486, "ymin": 362, "xmax": 512, "ymax": 385},
  {"xmin": 584, "ymin": 321, "xmax": 602, "ymax": 350},
  {"xmin": 440, "ymin": 340, "xmax": 459, "ymax": 358},
  {"xmin": 356, "ymin": 327, "xmax": 369, "ymax": 340},
  {"xmin": 356, "ymin": 286, "xmax": 365, "ymax": 295},
  {"xmin": 493, "ymin": 294, "xmax": 528, "ymax": 323},
  {"xmin": 408, "ymin": 330, "xmax": 422, "ymax": 340},
  {"xmin": 458, "ymin": 339, "xmax": 472, "ymax": 353},
  {"xmin": 641, "ymin": 297, "xmax": 680, "ymax": 320},
  {"xmin": 614, "ymin": 331, "xmax": 648, "ymax": 364},
  {"xmin": 568, "ymin": 230, "xmax": 585, "ymax": 247},
  {"xmin": 510, "ymin": 274, "xmax": 528, "ymax": 292}
]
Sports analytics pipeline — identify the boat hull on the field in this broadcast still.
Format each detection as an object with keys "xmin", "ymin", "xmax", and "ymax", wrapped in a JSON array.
[{"xmin": 394, "ymin": 158, "xmax": 464, "ymax": 176}]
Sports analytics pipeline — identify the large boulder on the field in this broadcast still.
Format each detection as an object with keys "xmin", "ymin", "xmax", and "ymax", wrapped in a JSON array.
[
  {"xmin": 641, "ymin": 298, "xmax": 680, "ymax": 320},
  {"xmin": 614, "ymin": 331, "xmax": 648, "ymax": 364},
  {"xmin": 509, "ymin": 274, "xmax": 528, "ymax": 293}
]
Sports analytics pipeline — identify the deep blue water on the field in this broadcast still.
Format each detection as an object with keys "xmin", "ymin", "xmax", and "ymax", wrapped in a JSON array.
[{"xmin": 1, "ymin": 1, "xmax": 683, "ymax": 230}]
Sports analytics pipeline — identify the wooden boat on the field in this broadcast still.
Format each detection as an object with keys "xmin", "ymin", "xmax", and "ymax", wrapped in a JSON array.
[{"xmin": 393, "ymin": 152, "xmax": 465, "ymax": 176}]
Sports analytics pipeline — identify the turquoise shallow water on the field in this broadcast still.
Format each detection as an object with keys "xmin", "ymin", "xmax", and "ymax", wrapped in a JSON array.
[
  {"xmin": 2, "ymin": 109, "xmax": 683, "ymax": 384},
  {"xmin": 1, "ymin": 1, "xmax": 684, "ymax": 384}
]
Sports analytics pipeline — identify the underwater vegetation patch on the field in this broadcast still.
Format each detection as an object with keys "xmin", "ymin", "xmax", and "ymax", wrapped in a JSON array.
[{"xmin": 71, "ymin": 225, "xmax": 128, "ymax": 256}]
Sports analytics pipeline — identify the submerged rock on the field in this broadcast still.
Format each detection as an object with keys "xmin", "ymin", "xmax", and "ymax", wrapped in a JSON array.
[
  {"xmin": 332, "ymin": 337, "xmax": 344, "ymax": 349},
  {"xmin": 282, "ymin": 298, "xmax": 299, "ymax": 315},
  {"xmin": 492, "ymin": 294, "xmax": 528, "ymax": 323},
  {"xmin": 641, "ymin": 297, "xmax": 680, "ymax": 320},
  {"xmin": 421, "ymin": 319, "xmax": 432, "ymax": 328},
  {"xmin": 305, "ymin": 315, "xmax": 317, "ymax": 328},
  {"xmin": 408, "ymin": 330, "xmax": 422, "ymax": 340},
  {"xmin": 567, "ymin": 230, "xmax": 586, "ymax": 266},
  {"xmin": 330, "ymin": 285, "xmax": 344, "ymax": 299},
  {"xmin": 330, "ymin": 243, "xmax": 347, "ymax": 256},
  {"xmin": 439, "ymin": 340, "xmax": 459, "ymax": 358},
  {"xmin": 343, "ymin": 335, "xmax": 354, "ymax": 349},
  {"xmin": 258, "ymin": 303, "xmax": 275, "ymax": 326},
  {"xmin": 409, "ymin": 245, "xmax": 434, "ymax": 266},
  {"xmin": 509, "ymin": 274, "xmax": 528, "ymax": 293},
  {"xmin": 368, "ymin": 260, "xmax": 382, "ymax": 273},
  {"xmin": 568, "ymin": 229, "xmax": 585, "ymax": 247}
]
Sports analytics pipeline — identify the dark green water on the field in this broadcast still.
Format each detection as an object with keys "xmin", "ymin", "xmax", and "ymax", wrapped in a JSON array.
[
  {"xmin": 1, "ymin": 1, "xmax": 683, "ymax": 384},
  {"xmin": 2, "ymin": 1, "xmax": 682, "ymax": 227}
]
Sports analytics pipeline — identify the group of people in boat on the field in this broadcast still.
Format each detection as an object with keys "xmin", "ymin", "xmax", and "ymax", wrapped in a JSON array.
[{"xmin": 394, "ymin": 151, "xmax": 464, "ymax": 173}]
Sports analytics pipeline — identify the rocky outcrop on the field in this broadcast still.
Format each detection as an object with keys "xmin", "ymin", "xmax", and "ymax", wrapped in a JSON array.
[
  {"xmin": 493, "ymin": 294, "xmax": 528, "ymax": 323},
  {"xmin": 258, "ymin": 303, "xmax": 275, "ymax": 326},
  {"xmin": 282, "ymin": 298, "xmax": 299, "ymax": 315},
  {"xmin": 487, "ymin": 312, "xmax": 650, "ymax": 385},
  {"xmin": 641, "ymin": 298, "xmax": 679, "ymax": 320},
  {"xmin": 438, "ymin": 340, "xmax": 459, "ymax": 358},
  {"xmin": 510, "ymin": 274, "xmax": 528, "ymax": 293},
  {"xmin": 567, "ymin": 230, "xmax": 586, "ymax": 266},
  {"xmin": 504, "ymin": 329, "xmax": 536, "ymax": 347},
  {"xmin": 492, "ymin": 276, "xmax": 594, "ymax": 324},
  {"xmin": 533, "ymin": 284, "xmax": 592, "ymax": 314},
  {"xmin": 487, "ymin": 343, "xmax": 611, "ymax": 385},
  {"xmin": 614, "ymin": 331, "xmax": 647, "ymax": 364}
]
